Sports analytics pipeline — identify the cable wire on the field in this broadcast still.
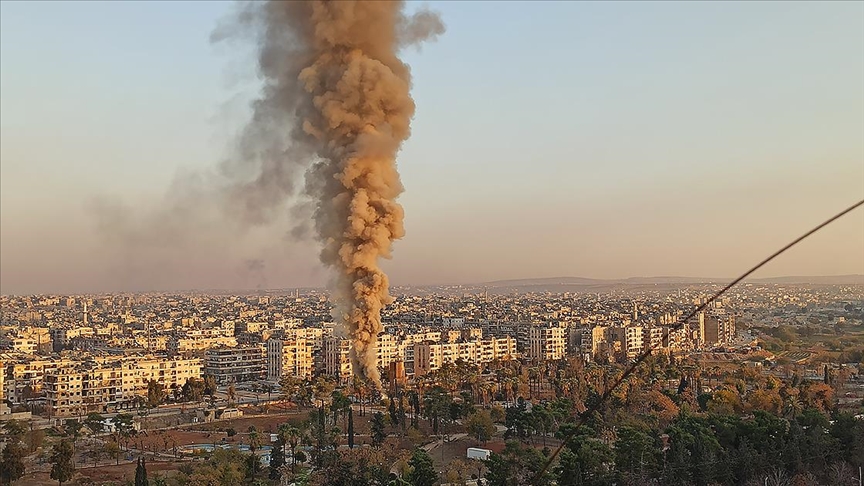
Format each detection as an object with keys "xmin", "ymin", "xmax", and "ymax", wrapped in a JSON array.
[{"xmin": 533, "ymin": 198, "xmax": 864, "ymax": 483}]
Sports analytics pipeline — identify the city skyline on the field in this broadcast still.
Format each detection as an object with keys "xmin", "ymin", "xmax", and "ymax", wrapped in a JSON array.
[{"xmin": 2, "ymin": 1, "xmax": 863, "ymax": 294}]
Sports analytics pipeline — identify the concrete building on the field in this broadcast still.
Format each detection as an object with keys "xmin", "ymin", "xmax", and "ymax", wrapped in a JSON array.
[
  {"xmin": 267, "ymin": 336, "xmax": 315, "ymax": 381},
  {"xmin": 703, "ymin": 315, "xmax": 736, "ymax": 345},
  {"xmin": 44, "ymin": 367, "xmax": 84, "ymax": 417},
  {"xmin": 44, "ymin": 355, "xmax": 202, "ymax": 417},
  {"xmin": 414, "ymin": 337, "xmax": 516, "ymax": 376},
  {"xmin": 323, "ymin": 337, "xmax": 352, "ymax": 382},
  {"xmin": 611, "ymin": 326, "xmax": 644, "ymax": 359},
  {"xmin": 205, "ymin": 347, "xmax": 266, "ymax": 384},
  {"xmin": 527, "ymin": 325, "xmax": 566, "ymax": 361}
]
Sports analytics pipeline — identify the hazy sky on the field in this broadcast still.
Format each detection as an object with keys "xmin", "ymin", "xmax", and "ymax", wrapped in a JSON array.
[{"xmin": 1, "ymin": 1, "xmax": 863, "ymax": 295}]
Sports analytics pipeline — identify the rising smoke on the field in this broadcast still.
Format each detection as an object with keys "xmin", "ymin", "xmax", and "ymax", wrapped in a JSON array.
[
  {"xmin": 89, "ymin": 1, "xmax": 442, "ymax": 386},
  {"xmin": 218, "ymin": 1, "xmax": 444, "ymax": 387}
]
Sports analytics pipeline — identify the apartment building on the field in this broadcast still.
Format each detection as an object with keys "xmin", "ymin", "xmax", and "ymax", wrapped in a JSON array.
[
  {"xmin": 527, "ymin": 325, "xmax": 567, "ymax": 361},
  {"xmin": 168, "ymin": 335, "xmax": 238, "ymax": 353},
  {"xmin": 44, "ymin": 355, "xmax": 203, "ymax": 417},
  {"xmin": 323, "ymin": 337, "xmax": 352, "ymax": 382},
  {"xmin": 413, "ymin": 337, "xmax": 516, "ymax": 376},
  {"xmin": 0, "ymin": 360, "xmax": 7, "ymax": 416},
  {"xmin": 10, "ymin": 338, "xmax": 40, "ymax": 355},
  {"xmin": 703, "ymin": 315, "xmax": 736, "ymax": 345},
  {"xmin": 611, "ymin": 326, "xmax": 644, "ymax": 359},
  {"xmin": 3, "ymin": 356, "xmax": 77, "ymax": 404},
  {"xmin": 687, "ymin": 311, "xmax": 706, "ymax": 346},
  {"xmin": 204, "ymin": 346, "xmax": 266, "ymax": 384},
  {"xmin": 322, "ymin": 333, "xmax": 416, "ymax": 382},
  {"xmin": 267, "ymin": 337, "xmax": 315, "ymax": 381},
  {"xmin": 643, "ymin": 327, "xmax": 665, "ymax": 353},
  {"xmin": 44, "ymin": 367, "xmax": 84, "ymax": 417}
]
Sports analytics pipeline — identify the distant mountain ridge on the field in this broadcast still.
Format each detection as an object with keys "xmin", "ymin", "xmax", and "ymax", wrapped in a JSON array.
[{"xmin": 478, "ymin": 274, "xmax": 864, "ymax": 288}]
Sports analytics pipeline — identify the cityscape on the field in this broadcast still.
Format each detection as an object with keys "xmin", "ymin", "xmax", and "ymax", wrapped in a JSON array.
[
  {"xmin": 0, "ymin": 280, "xmax": 861, "ymax": 485},
  {"xmin": 2, "ymin": 1, "xmax": 863, "ymax": 486}
]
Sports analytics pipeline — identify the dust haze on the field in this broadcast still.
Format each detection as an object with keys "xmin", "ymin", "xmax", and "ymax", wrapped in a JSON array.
[{"xmin": 90, "ymin": 0, "xmax": 443, "ymax": 386}]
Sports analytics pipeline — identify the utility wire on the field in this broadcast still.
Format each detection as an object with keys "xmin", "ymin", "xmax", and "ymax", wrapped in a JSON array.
[{"xmin": 534, "ymin": 198, "xmax": 864, "ymax": 483}]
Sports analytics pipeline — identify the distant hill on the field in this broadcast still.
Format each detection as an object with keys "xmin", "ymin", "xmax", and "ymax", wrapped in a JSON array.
[
  {"xmin": 475, "ymin": 274, "xmax": 864, "ymax": 290},
  {"xmin": 747, "ymin": 274, "xmax": 864, "ymax": 285}
]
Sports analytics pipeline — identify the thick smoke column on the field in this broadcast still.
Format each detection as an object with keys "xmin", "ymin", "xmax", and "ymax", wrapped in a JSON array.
[{"xmin": 229, "ymin": 1, "xmax": 443, "ymax": 388}]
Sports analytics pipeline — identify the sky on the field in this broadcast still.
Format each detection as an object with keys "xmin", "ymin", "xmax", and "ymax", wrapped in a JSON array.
[{"xmin": 1, "ymin": 1, "xmax": 863, "ymax": 295}]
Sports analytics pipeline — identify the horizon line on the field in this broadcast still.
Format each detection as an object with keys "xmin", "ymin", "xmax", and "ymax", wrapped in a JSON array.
[{"xmin": 2, "ymin": 273, "xmax": 862, "ymax": 297}]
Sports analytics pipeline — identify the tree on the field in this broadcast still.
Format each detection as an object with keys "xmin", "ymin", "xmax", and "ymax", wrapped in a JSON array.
[
  {"xmin": 312, "ymin": 377, "xmax": 336, "ymax": 409},
  {"xmin": 350, "ymin": 375, "xmax": 368, "ymax": 417},
  {"xmin": 466, "ymin": 410, "xmax": 496, "ymax": 444},
  {"xmin": 422, "ymin": 386, "xmax": 452, "ymax": 437},
  {"xmin": 102, "ymin": 441, "xmax": 121, "ymax": 466},
  {"xmin": 146, "ymin": 380, "xmax": 165, "ymax": 408},
  {"xmin": 112, "ymin": 414, "xmax": 136, "ymax": 450},
  {"xmin": 554, "ymin": 426, "xmax": 613, "ymax": 486},
  {"xmin": 245, "ymin": 453, "xmax": 261, "ymax": 481},
  {"xmin": 248, "ymin": 428, "xmax": 261, "ymax": 454},
  {"xmin": 2, "ymin": 421, "xmax": 26, "ymax": 441},
  {"xmin": 25, "ymin": 428, "xmax": 45, "ymax": 454},
  {"xmin": 63, "ymin": 420, "xmax": 83, "ymax": 442},
  {"xmin": 388, "ymin": 398, "xmax": 399, "ymax": 430},
  {"xmin": 280, "ymin": 375, "xmax": 302, "ymax": 405},
  {"xmin": 0, "ymin": 441, "xmax": 26, "ymax": 485},
  {"xmin": 227, "ymin": 383, "xmax": 237, "ymax": 405},
  {"xmin": 614, "ymin": 426, "xmax": 659, "ymax": 484},
  {"xmin": 347, "ymin": 408, "xmax": 355, "ymax": 449},
  {"xmin": 281, "ymin": 423, "xmax": 306, "ymax": 473},
  {"xmin": 50, "ymin": 439, "xmax": 75, "ymax": 486},
  {"xmin": 371, "ymin": 412, "xmax": 387, "ymax": 448},
  {"xmin": 84, "ymin": 413, "xmax": 105, "ymax": 434},
  {"xmin": 181, "ymin": 377, "xmax": 206, "ymax": 402},
  {"xmin": 135, "ymin": 457, "xmax": 149, "ymax": 486},
  {"xmin": 504, "ymin": 399, "xmax": 532, "ymax": 441},
  {"xmin": 62, "ymin": 420, "xmax": 83, "ymax": 467},
  {"xmin": 85, "ymin": 442, "xmax": 103, "ymax": 468},
  {"xmin": 406, "ymin": 449, "xmax": 438, "ymax": 486},
  {"xmin": 487, "ymin": 441, "xmax": 550, "ymax": 486},
  {"xmin": 269, "ymin": 436, "xmax": 285, "ymax": 480},
  {"xmin": 331, "ymin": 391, "xmax": 352, "ymax": 430},
  {"xmin": 203, "ymin": 374, "xmax": 217, "ymax": 399}
]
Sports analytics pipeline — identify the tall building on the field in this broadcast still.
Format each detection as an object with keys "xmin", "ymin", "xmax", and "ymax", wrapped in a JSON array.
[
  {"xmin": 703, "ymin": 315, "xmax": 736, "ymax": 345},
  {"xmin": 527, "ymin": 325, "xmax": 566, "ymax": 361},
  {"xmin": 267, "ymin": 336, "xmax": 315, "ymax": 381},
  {"xmin": 205, "ymin": 347, "xmax": 266, "ymax": 384},
  {"xmin": 323, "ymin": 337, "xmax": 352, "ymax": 382},
  {"xmin": 611, "ymin": 326, "xmax": 644, "ymax": 359}
]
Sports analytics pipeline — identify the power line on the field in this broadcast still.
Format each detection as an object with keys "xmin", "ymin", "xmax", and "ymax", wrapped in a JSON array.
[{"xmin": 534, "ymin": 198, "xmax": 864, "ymax": 483}]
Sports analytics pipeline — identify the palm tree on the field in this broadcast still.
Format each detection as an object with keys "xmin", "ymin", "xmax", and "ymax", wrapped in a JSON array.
[
  {"xmin": 279, "ymin": 375, "xmax": 301, "ymax": 406},
  {"xmin": 312, "ymin": 377, "xmax": 336, "ymax": 409},
  {"xmin": 349, "ymin": 375, "xmax": 367, "ymax": 417},
  {"xmin": 330, "ymin": 390, "xmax": 352, "ymax": 430},
  {"xmin": 279, "ymin": 423, "xmax": 306, "ymax": 474}
]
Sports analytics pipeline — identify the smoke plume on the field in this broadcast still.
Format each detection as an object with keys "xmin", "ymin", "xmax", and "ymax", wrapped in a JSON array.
[{"xmin": 221, "ymin": 1, "xmax": 444, "ymax": 387}]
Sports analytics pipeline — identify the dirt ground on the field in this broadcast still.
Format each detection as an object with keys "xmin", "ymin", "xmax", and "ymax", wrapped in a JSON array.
[
  {"xmin": 17, "ymin": 409, "xmax": 448, "ymax": 485},
  {"xmin": 21, "ymin": 460, "xmax": 182, "ymax": 486}
]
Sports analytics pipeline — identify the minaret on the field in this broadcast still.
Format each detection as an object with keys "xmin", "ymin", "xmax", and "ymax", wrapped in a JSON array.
[{"xmin": 83, "ymin": 302, "xmax": 88, "ymax": 326}]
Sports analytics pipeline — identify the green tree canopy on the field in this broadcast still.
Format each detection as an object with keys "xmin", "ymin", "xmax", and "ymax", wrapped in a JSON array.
[
  {"xmin": 406, "ymin": 449, "xmax": 437, "ymax": 486},
  {"xmin": 50, "ymin": 439, "xmax": 75, "ymax": 486}
]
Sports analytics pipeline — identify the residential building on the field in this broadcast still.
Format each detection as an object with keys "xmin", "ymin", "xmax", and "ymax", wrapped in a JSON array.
[
  {"xmin": 205, "ymin": 346, "xmax": 266, "ymax": 384},
  {"xmin": 527, "ymin": 325, "xmax": 566, "ymax": 361},
  {"xmin": 413, "ymin": 337, "xmax": 516, "ymax": 376}
]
